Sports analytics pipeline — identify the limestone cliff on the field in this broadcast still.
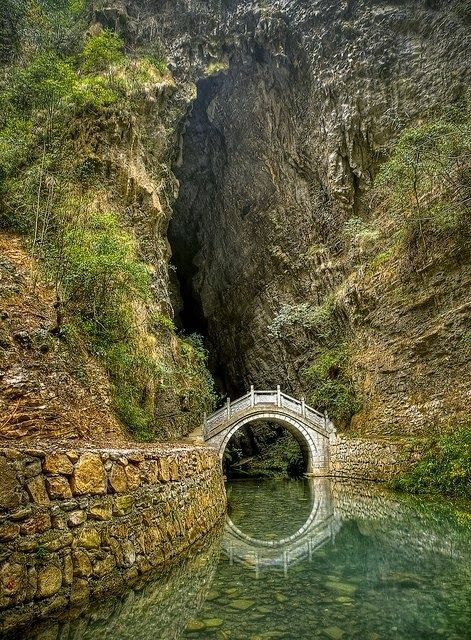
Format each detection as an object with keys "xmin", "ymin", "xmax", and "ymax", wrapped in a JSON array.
[
  {"xmin": 1, "ymin": 0, "xmax": 470, "ymax": 445},
  {"xmin": 145, "ymin": 0, "xmax": 469, "ymax": 437}
]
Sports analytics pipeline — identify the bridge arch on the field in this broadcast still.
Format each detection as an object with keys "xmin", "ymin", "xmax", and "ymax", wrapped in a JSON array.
[
  {"xmin": 203, "ymin": 388, "xmax": 335, "ymax": 476},
  {"xmin": 218, "ymin": 412, "xmax": 319, "ymax": 474}
]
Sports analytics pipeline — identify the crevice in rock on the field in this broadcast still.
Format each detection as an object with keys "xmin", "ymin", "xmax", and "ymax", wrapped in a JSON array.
[
  {"xmin": 167, "ymin": 45, "xmax": 314, "ymax": 398},
  {"xmin": 168, "ymin": 70, "xmax": 231, "ymax": 395}
]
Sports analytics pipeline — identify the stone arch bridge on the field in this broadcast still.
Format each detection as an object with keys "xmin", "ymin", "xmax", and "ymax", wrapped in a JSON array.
[{"xmin": 203, "ymin": 387, "xmax": 336, "ymax": 475}]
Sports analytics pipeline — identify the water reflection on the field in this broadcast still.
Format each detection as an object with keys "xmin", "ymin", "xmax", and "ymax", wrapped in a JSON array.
[
  {"xmin": 186, "ymin": 479, "xmax": 470, "ymax": 640},
  {"xmin": 223, "ymin": 479, "xmax": 339, "ymax": 576},
  {"xmin": 19, "ymin": 480, "xmax": 471, "ymax": 640}
]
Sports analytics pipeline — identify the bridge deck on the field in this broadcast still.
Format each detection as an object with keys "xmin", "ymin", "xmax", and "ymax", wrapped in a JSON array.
[{"xmin": 203, "ymin": 386, "xmax": 335, "ymax": 440}]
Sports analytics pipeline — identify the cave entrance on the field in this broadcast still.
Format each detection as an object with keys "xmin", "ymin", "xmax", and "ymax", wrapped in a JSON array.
[
  {"xmin": 223, "ymin": 420, "xmax": 307, "ymax": 479},
  {"xmin": 168, "ymin": 69, "xmax": 232, "ymax": 398}
]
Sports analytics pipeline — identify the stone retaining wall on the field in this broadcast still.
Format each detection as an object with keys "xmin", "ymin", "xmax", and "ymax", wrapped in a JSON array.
[
  {"xmin": 329, "ymin": 436, "xmax": 412, "ymax": 481},
  {"xmin": 0, "ymin": 445, "xmax": 226, "ymax": 635}
]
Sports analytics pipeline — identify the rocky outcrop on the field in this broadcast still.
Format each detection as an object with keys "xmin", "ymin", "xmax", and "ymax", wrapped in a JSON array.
[
  {"xmin": 0, "ymin": 445, "xmax": 225, "ymax": 635},
  {"xmin": 141, "ymin": 0, "xmax": 470, "ymax": 436}
]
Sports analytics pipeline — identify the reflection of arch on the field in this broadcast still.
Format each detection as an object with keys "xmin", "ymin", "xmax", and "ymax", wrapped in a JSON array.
[
  {"xmin": 221, "ymin": 478, "xmax": 341, "ymax": 576},
  {"xmin": 204, "ymin": 389, "xmax": 335, "ymax": 474}
]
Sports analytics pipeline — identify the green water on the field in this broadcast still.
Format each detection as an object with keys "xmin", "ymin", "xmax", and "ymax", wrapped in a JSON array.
[{"xmin": 22, "ymin": 479, "xmax": 471, "ymax": 640}]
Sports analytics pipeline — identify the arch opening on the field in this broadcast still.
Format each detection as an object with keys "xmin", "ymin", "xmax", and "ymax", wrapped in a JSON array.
[{"xmin": 222, "ymin": 417, "xmax": 312, "ymax": 479}]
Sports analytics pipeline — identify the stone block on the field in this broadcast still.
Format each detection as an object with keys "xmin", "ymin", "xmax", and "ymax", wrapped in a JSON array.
[
  {"xmin": 24, "ymin": 460, "xmax": 42, "ymax": 478},
  {"xmin": 128, "ymin": 453, "xmax": 144, "ymax": 463},
  {"xmin": 66, "ymin": 450, "xmax": 79, "ymax": 463},
  {"xmin": 75, "ymin": 527, "xmax": 100, "ymax": 549},
  {"xmin": 70, "ymin": 453, "xmax": 107, "ymax": 495},
  {"xmin": 124, "ymin": 464, "xmax": 141, "ymax": 490},
  {"xmin": 93, "ymin": 555, "xmax": 116, "ymax": 577},
  {"xmin": 70, "ymin": 578, "xmax": 89, "ymax": 604},
  {"xmin": 122, "ymin": 540, "xmax": 136, "ymax": 566},
  {"xmin": 72, "ymin": 550, "xmax": 92, "ymax": 577},
  {"xmin": 36, "ymin": 565, "xmax": 62, "ymax": 598},
  {"xmin": 68, "ymin": 510, "xmax": 87, "ymax": 527},
  {"xmin": 10, "ymin": 506, "xmax": 32, "ymax": 521},
  {"xmin": 89, "ymin": 499, "xmax": 112, "ymax": 521},
  {"xmin": 0, "ymin": 522, "xmax": 20, "ymax": 541},
  {"xmin": 25, "ymin": 566, "xmax": 37, "ymax": 600},
  {"xmin": 113, "ymin": 495, "xmax": 134, "ymax": 517},
  {"xmin": 46, "ymin": 476, "xmax": 72, "ymax": 500},
  {"xmin": 159, "ymin": 458, "xmax": 171, "ymax": 482},
  {"xmin": 0, "ymin": 456, "xmax": 21, "ymax": 509},
  {"xmin": 43, "ymin": 453, "xmax": 74, "ymax": 476},
  {"xmin": 109, "ymin": 464, "xmax": 128, "ymax": 493},
  {"xmin": 43, "ymin": 532, "xmax": 73, "ymax": 552},
  {"xmin": 63, "ymin": 553, "xmax": 73, "ymax": 586},
  {"xmin": 0, "ymin": 562, "xmax": 25, "ymax": 596},
  {"xmin": 26, "ymin": 475, "xmax": 50, "ymax": 506},
  {"xmin": 20, "ymin": 513, "xmax": 51, "ymax": 535}
]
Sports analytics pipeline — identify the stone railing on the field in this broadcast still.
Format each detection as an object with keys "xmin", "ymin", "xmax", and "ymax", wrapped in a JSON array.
[
  {"xmin": 204, "ymin": 386, "xmax": 334, "ymax": 438},
  {"xmin": 0, "ymin": 445, "xmax": 226, "ymax": 636}
]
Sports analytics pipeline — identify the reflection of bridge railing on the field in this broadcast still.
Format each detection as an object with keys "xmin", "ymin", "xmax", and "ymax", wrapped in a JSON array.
[
  {"xmin": 204, "ymin": 386, "xmax": 334, "ymax": 439},
  {"xmin": 221, "ymin": 478, "xmax": 339, "ymax": 577}
]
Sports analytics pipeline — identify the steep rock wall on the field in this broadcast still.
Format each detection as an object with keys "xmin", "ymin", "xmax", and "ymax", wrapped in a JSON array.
[{"xmin": 121, "ymin": 0, "xmax": 470, "ymax": 437}]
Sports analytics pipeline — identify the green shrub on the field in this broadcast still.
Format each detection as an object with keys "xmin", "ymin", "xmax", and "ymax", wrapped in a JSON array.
[
  {"xmin": 374, "ymin": 109, "xmax": 471, "ymax": 259},
  {"xmin": 302, "ymin": 345, "xmax": 361, "ymax": 425},
  {"xmin": 152, "ymin": 313, "xmax": 176, "ymax": 332},
  {"xmin": 80, "ymin": 30, "xmax": 124, "ymax": 74},
  {"xmin": 175, "ymin": 333, "xmax": 216, "ymax": 416},
  {"xmin": 268, "ymin": 296, "xmax": 337, "ymax": 340},
  {"xmin": 61, "ymin": 211, "xmax": 150, "ymax": 328},
  {"xmin": 5, "ymin": 51, "xmax": 76, "ymax": 114},
  {"xmin": 391, "ymin": 424, "xmax": 471, "ymax": 499}
]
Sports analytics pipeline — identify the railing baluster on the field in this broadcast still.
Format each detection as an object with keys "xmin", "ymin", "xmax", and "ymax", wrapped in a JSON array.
[{"xmin": 203, "ymin": 388, "xmax": 335, "ymax": 438}]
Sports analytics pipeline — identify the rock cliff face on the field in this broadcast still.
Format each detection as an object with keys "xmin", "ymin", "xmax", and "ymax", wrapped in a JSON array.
[
  {"xmin": 2, "ymin": 0, "xmax": 469, "ymax": 442},
  {"xmin": 129, "ymin": 0, "xmax": 469, "ymax": 437}
]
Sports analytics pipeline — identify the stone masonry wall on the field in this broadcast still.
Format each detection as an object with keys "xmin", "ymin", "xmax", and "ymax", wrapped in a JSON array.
[
  {"xmin": 0, "ymin": 445, "xmax": 226, "ymax": 635},
  {"xmin": 329, "ymin": 436, "xmax": 413, "ymax": 482}
]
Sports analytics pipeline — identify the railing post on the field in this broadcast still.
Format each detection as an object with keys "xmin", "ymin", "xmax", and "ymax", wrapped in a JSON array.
[
  {"xmin": 301, "ymin": 397, "xmax": 306, "ymax": 418},
  {"xmin": 276, "ymin": 385, "xmax": 281, "ymax": 407},
  {"xmin": 226, "ymin": 397, "xmax": 231, "ymax": 419},
  {"xmin": 324, "ymin": 410, "xmax": 328, "ymax": 428},
  {"xmin": 250, "ymin": 384, "xmax": 255, "ymax": 407}
]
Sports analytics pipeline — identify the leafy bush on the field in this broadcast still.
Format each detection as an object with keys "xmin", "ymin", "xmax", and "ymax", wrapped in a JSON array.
[
  {"xmin": 269, "ymin": 296, "xmax": 337, "ymax": 340},
  {"xmin": 391, "ymin": 423, "xmax": 471, "ymax": 499},
  {"xmin": 3, "ymin": 51, "xmax": 76, "ymax": 115},
  {"xmin": 80, "ymin": 30, "xmax": 124, "ymax": 73},
  {"xmin": 174, "ymin": 333, "xmax": 216, "ymax": 417},
  {"xmin": 302, "ymin": 345, "xmax": 361, "ymax": 425},
  {"xmin": 61, "ymin": 211, "xmax": 150, "ymax": 329},
  {"xmin": 374, "ymin": 109, "xmax": 471, "ymax": 261}
]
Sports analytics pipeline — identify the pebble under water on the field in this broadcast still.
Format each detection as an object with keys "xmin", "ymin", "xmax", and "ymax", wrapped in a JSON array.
[{"xmin": 22, "ymin": 479, "xmax": 471, "ymax": 640}]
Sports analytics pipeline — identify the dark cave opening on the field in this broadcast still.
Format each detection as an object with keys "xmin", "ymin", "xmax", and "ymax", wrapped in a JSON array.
[{"xmin": 168, "ymin": 70, "xmax": 233, "ymax": 398}]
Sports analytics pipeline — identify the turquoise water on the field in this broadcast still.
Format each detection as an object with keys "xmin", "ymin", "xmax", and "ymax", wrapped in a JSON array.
[{"xmin": 22, "ymin": 479, "xmax": 471, "ymax": 640}]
